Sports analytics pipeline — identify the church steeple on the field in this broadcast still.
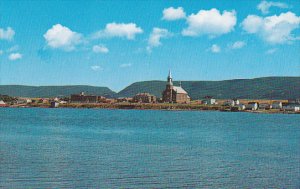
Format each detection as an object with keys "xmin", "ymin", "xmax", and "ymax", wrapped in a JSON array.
[{"xmin": 167, "ymin": 70, "xmax": 173, "ymax": 86}]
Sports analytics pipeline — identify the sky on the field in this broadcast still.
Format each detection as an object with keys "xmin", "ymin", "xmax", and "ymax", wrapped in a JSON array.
[{"xmin": 0, "ymin": 0, "xmax": 299, "ymax": 91}]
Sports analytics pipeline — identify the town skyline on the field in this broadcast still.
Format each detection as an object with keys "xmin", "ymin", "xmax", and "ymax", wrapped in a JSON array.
[{"xmin": 0, "ymin": 0, "xmax": 300, "ymax": 91}]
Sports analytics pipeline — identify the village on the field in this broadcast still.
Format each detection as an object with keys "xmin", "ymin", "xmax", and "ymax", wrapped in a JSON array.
[{"xmin": 1, "ymin": 71, "xmax": 300, "ymax": 113}]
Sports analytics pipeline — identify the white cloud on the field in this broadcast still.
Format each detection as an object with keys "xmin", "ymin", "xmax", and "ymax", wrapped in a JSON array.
[
  {"xmin": 0, "ymin": 50, "xmax": 3, "ymax": 55},
  {"xmin": 182, "ymin": 8, "xmax": 236, "ymax": 37},
  {"xmin": 257, "ymin": 1, "xmax": 288, "ymax": 14},
  {"xmin": 0, "ymin": 27, "xmax": 15, "ymax": 40},
  {"xmin": 92, "ymin": 45, "xmax": 109, "ymax": 54},
  {"xmin": 93, "ymin": 22, "xmax": 143, "ymax": 40},
  {"xmin": 210, "ymin": 44, "xmax": 221, "ymax": 53},
  {"xmin": 266, "ymin": 48, "xmax": 277, "ymax": 54},
  {"xmin": 43, "ymin": 24, "xmax": 83, "ymax": 51},
  {"xmin": 230, "ymin": 41, "xmax": 246, "ymax": 49},
  {"xmin": 120, "ymin": 63, "xmax": 132, "ymax": 68},
  {"xmin": 162, "ymin": 7, "xmax": 186, "ymax": 21},
  {"xmin": 147, "ymin": 27, "xmax": 171, "ymax": 52},
  {"xmin": 8, "ymin": 53, "xmax": 22, "ymax": 61},
  {"xmin": 91, "ymin": 65, "xmax": 103, "ymax": 71},
  {"xmin": 241, "ymin": 12, "xmax": 300, "ymax": 44}
]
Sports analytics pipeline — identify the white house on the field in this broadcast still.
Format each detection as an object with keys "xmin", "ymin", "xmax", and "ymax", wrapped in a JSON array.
[
  {"xmin": 17, "ymin": 98, "xmax": 32, "ymax": 104},
  {"xmin": 283, "ymin": 104, "xmax": 300, "ymax": 112},
  {"xmin": 59, "ymin": 100, "xmax": 68, "ymax": 104},
  {"xmin": 238, "ymin": 104, "xmax": 246, "ymax": 110},
  {"xmin": 272, "ymin": 101, "xmax": 282, "ymax": 109},
  {"xmin": 223, "ymin": 99, "xmax": 239, "ymax": 107},
  {"xmin": 202, "ymin": 98, "xmax": 217, "ymax": 105},
  {"xmin": 246, "ymin": 102, "xmax": 258, "ymax": 110},
  {"xmin": 259, "ymin": 103, "xmax": 271, "ymax": 110},
  {"xmin": 0, "ymin": 100, "xmax": 6, "ymax": 106},
  {"xmin": 288, "ymin": 99, "xmax": 300, "ymax": 104}
]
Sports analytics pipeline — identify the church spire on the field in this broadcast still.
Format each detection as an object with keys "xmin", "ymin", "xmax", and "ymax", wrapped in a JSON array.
[
  {"xmin": 167, "ymin": 70, "xmax": 173, "ymax": 86},
  {"xmin": 168, "ymin": 70, "xmax": 172, "ymax": 79}
]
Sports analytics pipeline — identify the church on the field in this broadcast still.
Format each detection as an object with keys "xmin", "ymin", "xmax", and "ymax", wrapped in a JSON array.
[{"xmin": 162, "ymin": 70, "xmax": 190, "ymax": 103}]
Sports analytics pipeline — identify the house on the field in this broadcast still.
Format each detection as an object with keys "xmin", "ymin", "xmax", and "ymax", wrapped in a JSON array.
[
  {"xmin": 272, "ymin": 101, "xmax": 282, "ymax": 109},
  {"xmin": 70, "ymin": 92, "xmax": 98, "ymax": 103},
  {"xmin": 246, "ymin": 102, "xmax": 258, "ymax": 110},
  {"xmin": 283, "ymin": 103, "xmax": 300, "ymax": 112},
  {"xmin": 42, "ymin": 99, "xmax": 49, "ymax": 104},
  {"xmin": 223, "ymin": 99, "xmax": 239, "ymax": 106},
  {"xmin": 0, "ymin": 100, "xmax": 7, "ymax": 107},
  {"xmin": 288, "ymin": 99, "xmax": 300, "ymax": 104},
  {"xmin": 17, "ymin": 98, "xmax": 32, "ymax": 104},
  {"xmin": 237, "ymin": 104, "xmax": 246, "ymax": 110},
  {"xmin": 50, "ymin": 101, "xmax": 59, "ymax": 108},
  {"xmin": 97, "ymin": 96, "xmax": 107, "ymax": 103},
  {"xmin": 202, "ymin": 96, "xmax": 217, "ymax": 105},
  {"xmin": 259, "ymin": 103, "xmax": 271, "ymax": 110},
  {"xmin": 133, "ymin": 93, "xmax": 156, "ymax": 103},
  {"xmin": 162, "ymin": 70, "xmax": 190, "ymax": 103}
]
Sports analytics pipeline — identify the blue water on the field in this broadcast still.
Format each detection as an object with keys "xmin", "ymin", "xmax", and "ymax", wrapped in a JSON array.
[{"xmin": 0, "ymin": 108, "xmax": 299, "ymax": 188}]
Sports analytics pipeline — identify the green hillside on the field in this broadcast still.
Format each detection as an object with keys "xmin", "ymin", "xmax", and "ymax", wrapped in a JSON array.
[
  {"xmin": 1, "ymin": 77, "xmax": 299, "ymax": 99},
  {"xmin": 0, "ymin": 85, "xmax": 116, "ymax": 98},
  {"xmin": 117, "ymin": 77, "xmax": 300, "ymax": 100}
]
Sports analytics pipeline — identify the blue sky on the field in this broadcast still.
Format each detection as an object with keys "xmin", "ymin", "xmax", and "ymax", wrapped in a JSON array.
[{"xmin": 0, "ymin": 0, "xmax": 299, "ymax": 91}]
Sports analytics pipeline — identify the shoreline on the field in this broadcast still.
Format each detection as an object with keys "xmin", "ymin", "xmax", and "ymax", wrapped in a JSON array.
[{"xmin": 2, "ymin": 103, "xmax": 299, "ymax": 114}]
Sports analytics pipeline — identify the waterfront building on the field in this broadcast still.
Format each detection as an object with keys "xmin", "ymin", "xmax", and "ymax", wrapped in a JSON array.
[
  {"xmin": 202, "ymin": 96, "xmax": 217, "ymax": 105},
  {"xmin": 237, "ymin": 104, "xmax": 246, "ymax": 110},
  {"xmin": 133, "ymin": 93, "xmax": 156, "ymax": 103},
  {"xmin": 162, "ymin": 70, "xmax": 190, "ymax": 103},
  {"xmin": 282, "ymin": 103, "xmax": 300, "ymax": 111},
  {"xmin": 70, "ymin": 92, "xmax": 98, "ymax": 103},
  {"xmin": 17, "ymin": 98, "xmax": 32, "ymax": 104},
  {"xmin": 246, "ymin": 102, "xmax": 258, "ymax": 110},
  {"xmin": 50, "ymin": 101, "xmax": 59, "ymax": 108},
  {"xmin": 0, "ymin": 100, "xmax": 7, "ymax": 107},
  {"xmin": 288, "ymin": 99, "xmax": 300, "ymax": 104},
  {"xmin": 223, "ymin": 99, "xmax": 239, "ymax": 106},
  {"xmin": 258, "ymin": 103, "xmax": 271, "ymax": 110},
  {"xmin": 272, "ymin": 101, "xmax": 283, "ymax": 109},
  {"xmin": 97, "ymin": 96, "xmax": 107, "ymax": 103}
]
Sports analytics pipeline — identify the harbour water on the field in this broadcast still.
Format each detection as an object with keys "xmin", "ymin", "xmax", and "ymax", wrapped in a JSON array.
[{"xmin": 0, "ymin": 108, "xmax": 299, "ymax": 188}]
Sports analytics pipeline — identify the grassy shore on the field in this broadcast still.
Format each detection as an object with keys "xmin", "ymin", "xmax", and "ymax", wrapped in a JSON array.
[{"xmin": 8, "ymin": 102, "xmax": 299, "ymax": 114}]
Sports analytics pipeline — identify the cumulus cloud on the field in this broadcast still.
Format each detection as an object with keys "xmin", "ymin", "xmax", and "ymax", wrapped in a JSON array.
[
  {"xmin": 230, "ymin": 41, "xmax": 246, "ymax": 49},
  {"xmin": 92, "ymin": 45, "xmax": 109, "ymax": 53},
  {"xmin": 43, "ymin": 24, "xmax": 83, "ymax": 51},
  {"xmin": 91, "ymin": 65, "xmax": 103, "ymax": 71},
  {"xmin": 210, "ymin": 44, "xmax": 221, "ymax": 53},
  {"xmin": 0, "ymin": 27, "xmax": 15, "ymax": 40},
  {"xmin": 93, "ymin": 23, "xmax": 143, "ymax": 40},
  {"xmin": 120, "ymin": 63, "xmax": 132, "ymax": 68},
  {"xmin": 257, "ymin": 1, "xmax": 288, "ymax": 14},
  {"xmin": 147, "ymin": 27, "xmax": 171, "ymax": 52},
  {"xmin": 162, "ymin": 7, "xmax": 186, "ymax": 21},
  {"xmin": 241, "ymin": 12, "xmax": 300, "ymax": 44},
  {"xmin": 8, "ymin": 53, "xmax": 22, "ymax": 61},
  {"xmin": 182, "ymin": 8, "xmax": 236, "ymax": 37}
]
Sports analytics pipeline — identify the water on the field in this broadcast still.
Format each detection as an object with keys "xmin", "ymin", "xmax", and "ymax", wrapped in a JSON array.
[{"xmin": 0, "ymin": 108, "xmax": 299, "ymax": 188}]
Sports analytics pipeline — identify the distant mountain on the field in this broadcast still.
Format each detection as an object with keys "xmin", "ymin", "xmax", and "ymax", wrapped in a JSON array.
[
  {"xmin": 0, "ymin": 85, "xmax": 116, "ymax": 98},
  {"xmin": 1, "ymin": 77, "xmax": 299, "ymax": 99},
  {"xmin": 117, "ymin": 77, "xmax": 300, "ymax": 100}
]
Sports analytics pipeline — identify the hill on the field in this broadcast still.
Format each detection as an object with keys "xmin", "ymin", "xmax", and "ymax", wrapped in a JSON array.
[
  {"xmin": 0, "ymin": 85, "xmax": 116, "ymax": 98},
  {"xmin": 117, "ymin": 77, "xmax": 300, "ymax": 100}
]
